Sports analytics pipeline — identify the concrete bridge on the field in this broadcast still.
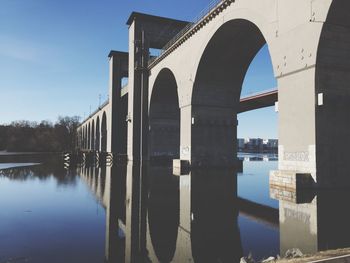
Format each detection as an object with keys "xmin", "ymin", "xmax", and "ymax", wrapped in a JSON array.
[{"xmin": 77, "ymin": 0, "xmax": 350, "ymax": 188}]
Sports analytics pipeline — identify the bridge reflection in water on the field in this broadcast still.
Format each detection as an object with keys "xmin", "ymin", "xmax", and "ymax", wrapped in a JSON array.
[{"xmin": 77, "ymin": 163, "xmax": 350, "ymax": 263}]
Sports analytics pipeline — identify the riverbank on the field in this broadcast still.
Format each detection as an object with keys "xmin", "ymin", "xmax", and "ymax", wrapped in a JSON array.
[
  {"xmin": 0, "ymin": 163, "xmax": 40, "ymax": 170},
  {"xmin": 275, "ymin": 248, "xmax": 350, "ymax": 263},
  {"xmin": 0, "ymin": 152, "xmax": 62, "ymax": 163}
]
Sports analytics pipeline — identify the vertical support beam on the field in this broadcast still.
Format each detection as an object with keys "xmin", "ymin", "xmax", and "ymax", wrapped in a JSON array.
[
  {"xmin": 108, "ymin": 53, "xmax": 122, "ymax": 154},
  {"xmin": 277, "ymin": 68, "xmax": 317, "ymax": 179},
  {"xmin": 127, "ymin": 19, "xmax": 149, "ymax": 162},
  {"xmin": 179, "ymin": 105, "xmax": 192, "ymax": 163}
]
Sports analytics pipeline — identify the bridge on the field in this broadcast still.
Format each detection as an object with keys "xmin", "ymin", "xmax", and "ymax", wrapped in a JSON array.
[
  {"xmin": 77, "ymin": 0, "xmax": 350, "ymax": 188},
  {"xmin": 77, "ymin": 87, "xmax": 277, "ymax": 151}
]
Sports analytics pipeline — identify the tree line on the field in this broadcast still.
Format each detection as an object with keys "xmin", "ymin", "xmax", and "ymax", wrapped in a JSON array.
[{"xmin": 0, "ymin": 116, "xmax": 80, "ymax": 152}]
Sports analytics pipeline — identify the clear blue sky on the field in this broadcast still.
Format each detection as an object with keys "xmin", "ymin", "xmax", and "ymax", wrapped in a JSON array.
[{"xmin": 0, "ymin": 0, "xmax": 277, "ymax": 138}]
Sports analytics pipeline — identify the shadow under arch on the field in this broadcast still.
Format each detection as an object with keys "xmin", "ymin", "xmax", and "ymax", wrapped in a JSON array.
[
  {"xmin": 91, "ymin": 119, "xmax": 95, "ymax": 151},
  {"xmin": 101, "ymin": 112, "xmax": 107, "ymax": 152},
  {"xmin": 96, "ymin": 116, "xmax": 100, "ymax": 151},
  {"xmin": 85, "ymin": 125, "xmax": 88, "ymax": 150},
  {"xmin": 87, "ymin": 122, "xmax": 91, "ymax": 150},
  {"xmin": 315, "ymin": 0, "xmax": 350, "ymax": 187},
  {"xmin": 149, "ymin": 68, "xmax": 180, "ymax": 162},
  {"xmin": 191, "ymin": 19, "xmax": 272, "ymax": 167}
]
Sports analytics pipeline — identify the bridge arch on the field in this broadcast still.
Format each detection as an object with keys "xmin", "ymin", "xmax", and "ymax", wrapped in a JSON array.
[
  {"xmin": 314, "ymin": 0, "xmax": 350, "ymax": 186},
  {"xmin": 91, "ymin": 120, "xmax": 95, "ymax": 151},
  {"xmin": 84, "ymin": 125, "xmax": 87, "ymax": 150},
  {"xmin": 149, "ymin": 68, "xmax": 180, "ymax": 161},
  {"xmin": 190, "ymin": 19, "xmax": 270, "ymax": 166},
  {"xmin": 101, "ymin": 112, "xmax": 107, "ymax": 152},
  {"xmin": 82, "ymin": 126, "xmax": 85, "ymax": 150},
  {"xmin": 87, "ymin": 123, "xmax": 91, "ymax": 150},
  {"xmin": 96, "ymin": 116, "xmax": 100, "ymax": 151}
]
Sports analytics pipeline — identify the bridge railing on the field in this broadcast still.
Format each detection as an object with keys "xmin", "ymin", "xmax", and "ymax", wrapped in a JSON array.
[
  {"xmin": 79, "ymin": 99, "xmax": 109, "ymax": 127},
  {"xmin": 148, "ymin": 0, "xmax": 225, "ymax": 65}
]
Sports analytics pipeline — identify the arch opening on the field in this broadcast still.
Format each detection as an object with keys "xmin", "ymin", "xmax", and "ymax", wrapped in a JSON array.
[
  {"xmin": 88, "ymin": 123, "xmax": 91, "ymax": 151},
  {"xmin": 91, "ymin": 120, "xmax": 95, "ymax": 151},
  {"xmin": 149, "ymin": 68, "xmax": 180, "ymax": 162},
  {"xmin": 84, "ymin": 126, "xmax": 87, "ymax": 150},
  {"xmin": 237, "ymin": 44, "xmax": 277, "ymax": 154},
  {"xmin": 96, "ymin": 117, "xmax": 100, "ymax": 151},
  {"xmin": 82, "ymin": 127, "xmax": 85, "ymax": 150},
  {"xmin": 191, "ymin": 19, "xmax": 272, "ymax": 167},
  {"xmin": 101, "ymin": 112, "xmax": 107, "ymax": 152}
]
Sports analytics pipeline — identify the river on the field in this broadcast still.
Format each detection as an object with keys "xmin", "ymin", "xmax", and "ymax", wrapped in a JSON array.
[{"xmin": 0, "ymin": 154, "xmax": 349, "ymax": 262}]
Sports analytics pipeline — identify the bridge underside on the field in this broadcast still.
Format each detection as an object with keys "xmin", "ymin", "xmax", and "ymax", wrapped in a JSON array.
[{"xmin": 239, "ymin": 90, "xmax": 277, "ymax": 113}]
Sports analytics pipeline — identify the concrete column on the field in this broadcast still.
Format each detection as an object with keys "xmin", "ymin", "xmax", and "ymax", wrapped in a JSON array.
[
  {"xmin": 127, "ymin": 19, "xmax": 149, "ymax": 162},
  {"xmin": 179, "ymin": 105, "xmax": 192, "ymax": 163},
  {"xmin": 107, "ymin": 52, "xmax": 124, "ymax": 155},
  {"xmin": 179, "ymin": 104, "xmax": 237, "ymax": 167},
  {"xmin": 277, "ymin": 68, "xmax": 317, "ymax": 180}
]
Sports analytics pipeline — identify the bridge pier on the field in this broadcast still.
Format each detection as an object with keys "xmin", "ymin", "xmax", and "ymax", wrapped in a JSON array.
[
  {"xmin": 126, "ymin": 13, "xmax": 189, "ymax": 164},
  {"xmin": 127, "ymin": 17, "xmax": 150, "ymax": 164},
  {"xmin": 177, "ymin": 103, "xmax": 239, "ymax": 169},
  {"xmin": 108, "ymin": 51, "xmax": 128, "ymax": 157}
]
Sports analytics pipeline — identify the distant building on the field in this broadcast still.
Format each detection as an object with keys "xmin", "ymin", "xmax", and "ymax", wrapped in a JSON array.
[
  {"xmin": 237, "ymin": 138, "xmax": 278, "ymax": 153},
  {"xmin": 237, "ymin": 138, "xmax": 245, "ymax": 151},
  {"xmin": 246, "ymin": 138, "xmax": 263, "ymax": 152},
  {"xmin": 264, "ymin": 139, "xmax": 278, "ymax": 150}
]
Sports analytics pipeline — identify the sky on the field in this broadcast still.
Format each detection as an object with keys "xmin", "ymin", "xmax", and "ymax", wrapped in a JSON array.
[{"xmin": 0, "ymin": 0, "xmax": 277, "ymax": 138}]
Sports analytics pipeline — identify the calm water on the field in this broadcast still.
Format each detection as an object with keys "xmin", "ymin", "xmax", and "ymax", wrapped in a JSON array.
[{"xmin": 0, "ymin": 156, "xmax": 349, "ymax": 263}]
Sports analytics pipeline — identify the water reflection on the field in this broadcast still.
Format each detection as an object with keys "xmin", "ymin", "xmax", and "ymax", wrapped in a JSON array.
[
  {"xmin": 88, "ymin": 164, "xmax": 350, "ymax": 262},
  {"xmin": 279, "ymin": 190, "xmax": 350, "ymax": 256},
  {"xmin": 78, "ymin": 165, "xmax": 126, "ymax": 262},
  {"xmin": 2, "ymin": 160, "xmax": 350, "ymax": 262},
  {"xmin": 0, "ymin": 160, "xmax": 77, "ymax": 186},
  {"xmin": 190, "ymin": 170, "xmax": 242, "ymax": 263},
  {"xmin": 89, "ymin": 165, "xmax": 245, "ymax": 263},
  {"xmin": 0, "ymin": 162, "xmax": 105, "ymax": 263},
  {"xmin": 147, "ymin": 167, "xmax": 179, "ymax": 262}
]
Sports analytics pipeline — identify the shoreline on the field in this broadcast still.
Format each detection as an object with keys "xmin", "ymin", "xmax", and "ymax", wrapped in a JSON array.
[{"xmin": 273, "ymin": 248, "xmax": 350, "ymax": 263}]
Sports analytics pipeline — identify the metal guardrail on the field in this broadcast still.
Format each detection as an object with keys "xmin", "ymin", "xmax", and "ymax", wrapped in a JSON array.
[
  {"xmin": 79, "ymin": 83, "xmax": 128, "ymax": 127},
  {"xmin": 79, "ymin": 100, "xmax": 109, "ymax": 127},
  {"xmin": 148, "ymin": 0, "xmax": 228, "ymax": 66}
]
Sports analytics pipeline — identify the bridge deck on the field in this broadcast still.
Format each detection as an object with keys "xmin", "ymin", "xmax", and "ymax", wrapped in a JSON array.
[
  {"xmin": 239, "ymin": 89, "xmax": 277, "ymax": 113},
  {"xmin": 80, "ymin": 87, "xmax": 278, "ymax": 127}
]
